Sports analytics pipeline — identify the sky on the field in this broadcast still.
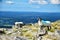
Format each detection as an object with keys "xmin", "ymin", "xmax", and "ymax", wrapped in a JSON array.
[{"xmin": 0, "ymin": 0, "xmax": 60, "ymax": 12}]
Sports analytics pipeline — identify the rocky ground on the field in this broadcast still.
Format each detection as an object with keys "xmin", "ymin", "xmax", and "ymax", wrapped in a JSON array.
[{"xmin": 0, "ymin": 20, "xmax": 60, "ymax": 40}]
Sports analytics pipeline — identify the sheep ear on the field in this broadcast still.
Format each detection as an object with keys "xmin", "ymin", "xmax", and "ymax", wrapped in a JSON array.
[{"xmin": 37, "ymin": 17, "xmax": 42, "ymax": 21}]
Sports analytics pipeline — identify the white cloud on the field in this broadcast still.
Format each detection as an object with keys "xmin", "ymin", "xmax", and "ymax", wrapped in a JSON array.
[
  {"xmin": 29, "ymin": 0, "xmax": 48, "ymax": 4},
  {"xmin": 51, "ymin": 0, "xmax": 60, "ymax": 4},
  {"xmin": 39, "ymin": 0, "xmax": 48, "ymax": 4},
  {"xmin": 5, "ymin": 1, "xmax": 14, "ymax": 4}
]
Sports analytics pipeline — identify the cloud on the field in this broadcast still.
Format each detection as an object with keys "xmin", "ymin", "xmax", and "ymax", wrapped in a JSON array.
[
  {"xmin": 51, "ymin": 0, "xmax": 60, "ymax": 4},
  {"xmin": 39, "ymin": 0, "xmax": 48, "ymax": 4},
  {"xmin": 5, "ymin": 1, "xmax": 14, "ymax": 4},
  {"xmin": 29, "ymin": 0, "xmax": 48, "ymax": 4}
]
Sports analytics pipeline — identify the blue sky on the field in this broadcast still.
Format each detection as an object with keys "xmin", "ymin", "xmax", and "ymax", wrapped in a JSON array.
[{"xmin": 0, "ymin": 0, "xmax": 60, "ymax": 12}]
